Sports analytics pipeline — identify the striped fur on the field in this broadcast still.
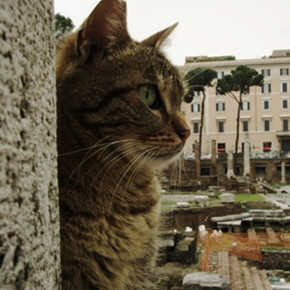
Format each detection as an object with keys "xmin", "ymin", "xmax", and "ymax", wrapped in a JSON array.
[{"xmin": 56, "ymin": 0, "xmax": 189, "ymax": 289}]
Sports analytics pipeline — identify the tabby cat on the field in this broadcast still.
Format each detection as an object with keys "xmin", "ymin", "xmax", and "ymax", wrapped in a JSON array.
[{"xmin": 56, "ymin": 0, "xmax": 190, "ymax": 289}]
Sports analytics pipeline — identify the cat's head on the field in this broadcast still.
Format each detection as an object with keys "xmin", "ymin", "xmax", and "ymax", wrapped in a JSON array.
[{"xmin": 56, "ymin": 0, "xmax": 190, "ymax": 168}]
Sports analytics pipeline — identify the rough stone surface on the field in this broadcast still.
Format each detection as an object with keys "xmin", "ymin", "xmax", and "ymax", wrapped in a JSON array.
[
  {"xmin": 220, "ymin": 192, "xmax": 235, "ymax": 203},
  {"xmin": 0, "ymin": 1, "xmax": 60, "ymax": 289},
  {"xmin": 182, "ymin": 272, "xmax": 231, "ymax": 290}
]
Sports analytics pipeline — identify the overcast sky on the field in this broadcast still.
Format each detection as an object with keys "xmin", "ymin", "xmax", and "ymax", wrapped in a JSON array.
[{"xmin": 55, "ymin": 0, "xmax": 290, "ymax": 65}]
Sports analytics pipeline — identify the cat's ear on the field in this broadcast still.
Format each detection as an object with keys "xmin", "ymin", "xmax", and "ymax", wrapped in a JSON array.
[
  {"xmin": 142, "ymin": 22, "xmax": 178, "ymax": 50},
  {"xmin": 76, "ymin": 0, "xmax": 130, "ymax": 62}
]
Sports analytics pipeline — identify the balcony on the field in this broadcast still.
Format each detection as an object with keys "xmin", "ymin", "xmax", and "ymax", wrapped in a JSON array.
[{"xmin": 276, "ymin": 130, "xmax": 290, "ymax": 137}]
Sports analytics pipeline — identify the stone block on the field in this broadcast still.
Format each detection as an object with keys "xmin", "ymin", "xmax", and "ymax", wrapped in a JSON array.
[
  {"xmin": 177, "ymin": 202, "xmax": 190, "ymax": 208},
  {"xmin": 182, "ymin": 272, "xmax": 231, "ymax": 290},
  {"xmin": 220, "ymin": 192, "xmax": 235, "ymax": 203},
  {"xmin": 175, "ymin": 236, "xmax": 196, "ymax": 264}
]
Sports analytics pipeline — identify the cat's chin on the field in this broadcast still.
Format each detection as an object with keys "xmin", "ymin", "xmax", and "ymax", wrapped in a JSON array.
[{"xmin": 149, "ymin": 152, "xmax": 182, "ymax": 169}]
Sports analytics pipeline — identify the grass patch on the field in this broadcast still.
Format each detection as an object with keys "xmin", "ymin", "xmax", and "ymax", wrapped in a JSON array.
[
  {"xmin": 235, "ymin": 194, "xmax": 264, "ymax": 203},
  {"xmin": 261, "ymin": 246, "xmax": 290, "ymax": 251}
]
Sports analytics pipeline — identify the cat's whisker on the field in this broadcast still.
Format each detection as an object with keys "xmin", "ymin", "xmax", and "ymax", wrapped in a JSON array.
[
  {"xmin": 108, "ymin": 147, "xmax": 155, "ymax": 212},
  {"xmin": 173, "ymin": 159, "xmax": 179, "ymax": 194},
  {"xmin": 168, "ymin": 159, "xmax": 178, "ymax": 193},
  {"xmin": 65, "ymin": 139, "xmax": 136, "ymax": 188},
  {"xmin": 185, "ymin": 66, "xmax": 213, "ymax": 84},
  {"xmin": 119, "ymin": 150, "xmax": 154, "ymax": 205},
  {"xmin": 177, "ymin": 156, "xmax": 182, "ymax": 192},
  {"xmin": 97, "ymin": 141, "xmax": 146, "ymax": 193},
  {"xmin": 58, "ymin": 135, "xmax": 113, "ymax": 157},
  {"xmin": 124, "ymin": 146, "xmax": 160, "ymax": 193},
  {"xmin": 180, "ymin": 154, "xmax": 189, "ymax": 183},
  {"xmin": 117, "ymin": 149, "xmax": 157, "ymax": 211},
  {"xmin": 77, "ymin": 140, "xmax": 138, "ymax": 189}
]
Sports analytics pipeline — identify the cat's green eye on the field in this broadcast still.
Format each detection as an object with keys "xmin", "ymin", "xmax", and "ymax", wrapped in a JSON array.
[{"xmin": 138, "ymin": 85, "xmax": 161, "ymax": 109}]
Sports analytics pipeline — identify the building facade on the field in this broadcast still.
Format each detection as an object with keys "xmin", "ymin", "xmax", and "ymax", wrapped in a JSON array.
[{"xmin": 180, "ymin": 51, "xmax": 290, "ymax": 157}]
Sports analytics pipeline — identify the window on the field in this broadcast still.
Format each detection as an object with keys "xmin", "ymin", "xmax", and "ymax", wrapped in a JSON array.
[
  {"xmin": 243, "ymin": 121, "xmax": 249, "ymax": 132},
  {"xmin": 218, "ymin": 121, "xmax": 224, "ymax": 133},
  {"xmin": 193, "ymin": 122, "xmax": 199, "ymax": 133},
  {"xmin": 262, "ymin": 82, "xmax": 271, "ymax": 93},
  {"xmin": 217, "ymin": 71, "xmax": 224, "ymax": 79},
  {"xmin": 191, "ymin": 103, "xmax": 200, "ymax": 113},
  {"xmin": 262, "ymin": 69, "xmax": 271, "ymax": 77},
  {"xmin": 264, "ymin": 120, "xmax": 270, "ymax": 131},
  {"xmin": 217, "ymin": 143, "xmax": 226, "ymax": 153},
  {"xmin": 280, "ymin": 68, "xmax": 289, "ymax": 76},
  {"xmin": 282, "ymin": 82, "xmax": 288, "ymax": 93},
  {"xmin": 216, "ymin": 102, "xmax": 225, "ymax": 112},
  {"xmin": 243, "ymin": 87, "xmax": 250, "ymax": 95},
  {"xmin": 193, "ymin": 91, "xmax": 200, "ymax": 97},
  {"xmin": 282, "ymin": 99, "xmax": 288, "ymax": 109},
  {"xmin": 283, "ymin": 119, "xmax": 289, "ymax": 131},
  {"xmin": 241, "ymin": 100, "xmax": 250, "ymax": 111},
  {"xmin": 263, "ymin": 100, "xmax": 270, "ymax": 110},
  {"xmin": 263, "ymin": 142, "xmax": 272, "ymax": 152}
]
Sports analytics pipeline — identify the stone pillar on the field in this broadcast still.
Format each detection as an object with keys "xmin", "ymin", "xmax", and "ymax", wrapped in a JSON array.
[
  {"xmin": 211, "ymin": 139, "xmax": 217, "ymax": 175},
  {"xmin": 0, "ymin": 1, "xmax": 60, "ymax": 289},
  {"xmin": 243, "ymin": 134, "xmax": 250, "ymax": 177},
  {"xmin": 250, "ymin": 162, "xmax": 256, "ymax": 182},
  {"xmin": 195, "ymin": 141, "xmax": 200, "ymax": 178},
  {"xmin": 281, "ymin": 161, "xmax": 286, "ymax": 183},
  {"xmin": 227, "ymin": 150, "xmax": 235, "ymax": 178}
]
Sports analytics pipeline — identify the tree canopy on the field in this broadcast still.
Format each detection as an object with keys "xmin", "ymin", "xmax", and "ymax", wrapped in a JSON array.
[
  {"xmin": 184, "ymin": 67, "xmax": 217, "ymax": 102},
  {"xmin": 55, "ymin": 13, "xmax": 74, "ymax": 38},
  {"xmin": 217, "ymin": 65, "xmax": 264, "ymax": 101},
  {"xmin": 216, "ymin": 65, "xmax": 264, "ymax": 174}
]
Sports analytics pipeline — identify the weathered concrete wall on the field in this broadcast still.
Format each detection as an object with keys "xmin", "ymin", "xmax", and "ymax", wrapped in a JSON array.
[{"xmin": 0, "ymin": 1, "xmax": 60, "ymax": 289}]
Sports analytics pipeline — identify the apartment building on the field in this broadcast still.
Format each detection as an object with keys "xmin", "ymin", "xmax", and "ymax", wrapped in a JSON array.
[{"xmin": 179, "ymin": 50, "xmax": 290, "ymax": 156}]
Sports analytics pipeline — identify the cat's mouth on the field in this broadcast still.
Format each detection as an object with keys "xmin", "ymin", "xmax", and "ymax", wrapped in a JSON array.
[{"xmin": 147, "ymin": 148, "xmax": 183, "ymax": 169}]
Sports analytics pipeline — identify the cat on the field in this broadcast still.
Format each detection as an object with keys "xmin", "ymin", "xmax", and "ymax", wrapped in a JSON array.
[{"xmin": 56, "ymin": 0, "xmax": 190, "ymax": 289}]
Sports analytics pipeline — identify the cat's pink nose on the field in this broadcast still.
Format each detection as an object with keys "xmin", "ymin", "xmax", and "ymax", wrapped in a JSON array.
[{"xmin": 178, "ymin": 129, "xmax": 190, "ymax": 144}]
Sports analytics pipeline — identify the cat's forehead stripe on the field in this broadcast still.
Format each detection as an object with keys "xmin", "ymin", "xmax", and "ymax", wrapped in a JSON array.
[{"xmin": 157, "ymin": 70, "xmax": 184, "ymax": 111}]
